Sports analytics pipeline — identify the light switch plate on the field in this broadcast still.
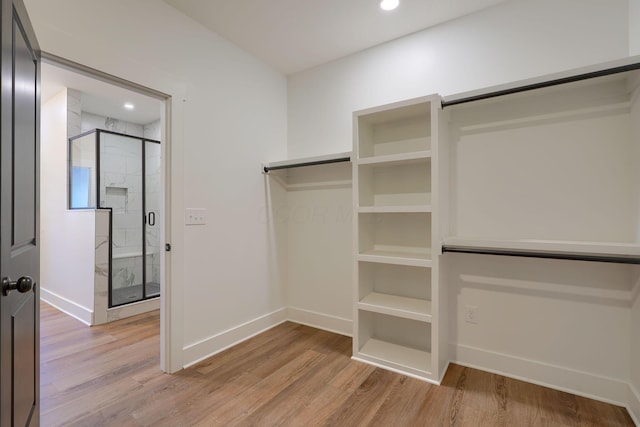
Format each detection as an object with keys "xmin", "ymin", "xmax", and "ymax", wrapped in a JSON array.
[{"xmin": 185, "ymin": 208, "xmax": 207, "ymax": 225}]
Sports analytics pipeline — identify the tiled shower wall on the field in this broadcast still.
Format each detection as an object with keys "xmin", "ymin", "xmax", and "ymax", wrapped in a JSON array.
[{"xmin": 82, "ymin": 111, "xmax": 144, "ymax": 137}]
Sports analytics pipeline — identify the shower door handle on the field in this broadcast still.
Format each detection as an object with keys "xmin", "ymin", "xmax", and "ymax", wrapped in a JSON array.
[{"xmin": 147, "ymin": 212, "xmax": 156, "ymax": 226}]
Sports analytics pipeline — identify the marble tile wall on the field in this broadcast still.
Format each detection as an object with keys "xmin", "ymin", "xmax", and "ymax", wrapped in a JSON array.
[
  {"xmin": 93, "ymin": 210, "xmax": 110, "ymax": 325},
  {"xmin": 144, "ymin": 119, "xmax": 161, "ymax": 141},
  {"xmin": 111, "ymin": 253, "xmax": 153, "ymax": 290},
  {"xmin": 81, "ymin": 111, "xmax": 144, "ymax": 137},
  {"xmin": 100, "ymin": 133, "xmax": 143, "ymax": 263},
  {"xmin": 98, "ymin": 129, "xmax": 162, "ymax": 288}
]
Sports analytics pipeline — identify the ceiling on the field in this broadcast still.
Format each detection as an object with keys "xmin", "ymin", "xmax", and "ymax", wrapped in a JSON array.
[
  {"xmin": 41, "ymin": 62, "xmax": 162, "ymax": 125},
  {"xmin": 40, "ymin": 1, "xmax": 508, "ymax": 120},
  {"xmin": 163, "ymin": 0, "xmax": 507, "ymax": 75}
]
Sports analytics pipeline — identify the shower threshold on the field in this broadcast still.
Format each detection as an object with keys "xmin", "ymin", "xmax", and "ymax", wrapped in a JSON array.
[{"xmin": 112, "ymin": 282, "xmax": 160, "ymax": 307}]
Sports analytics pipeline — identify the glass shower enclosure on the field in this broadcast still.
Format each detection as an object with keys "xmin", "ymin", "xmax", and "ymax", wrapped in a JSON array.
[{"xmin": 69, "ymin": 129, "xmax": 161, "ymax": 307}]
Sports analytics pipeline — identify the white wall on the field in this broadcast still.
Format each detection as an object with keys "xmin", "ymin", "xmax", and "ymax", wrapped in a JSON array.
[
  {"xmin": 286, "ymin": 0, "xmax": 629, "ymax": 323},
  {"xmin": 284, "ymin": 164, "xmax": 353, "ymax": 334},
  {"xmin": 40, "ymin": 89, "xmax": 96, "ymax": 324},
  {"xmin": 447, "ymin": 255, "xmax": 632, "ymax": 399},
  {"xmin": 288, "ymin": 0, "xmax": 628, "ymax": 158},
  {"xmin": 631, "ymin": 0, "xmax": 640, "ymax": 55},
  {"xmin": 25, "ymin": 0, "xmax": 288, "ymax": 370}
]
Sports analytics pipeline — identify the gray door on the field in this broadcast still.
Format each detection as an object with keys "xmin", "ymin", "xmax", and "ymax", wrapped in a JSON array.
[{"xmin": 0, "ymin": 0, "xmax": 40, "ymax": 425}]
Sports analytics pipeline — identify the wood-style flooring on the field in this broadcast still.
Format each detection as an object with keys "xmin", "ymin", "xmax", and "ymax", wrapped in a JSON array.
[{"xmin": 40, "ymin": 301, "xmax": 635, "ymax": 426}]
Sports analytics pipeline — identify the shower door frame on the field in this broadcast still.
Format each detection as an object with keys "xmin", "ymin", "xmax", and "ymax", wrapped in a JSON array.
[{"xmin": 68, "ymin": 128, "xmax": 161, "ymax": 308}]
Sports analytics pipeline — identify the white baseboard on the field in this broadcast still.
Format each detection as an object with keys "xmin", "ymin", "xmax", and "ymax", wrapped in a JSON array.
[
  {"xmin": 40, "ymin": 288, "xmax": 93, "ymax": 326},
  {"xmin": 628, "ymin": 382, "xmax": 640, "ymax": 426},
  {"xmin": 450, "ymin": 343, "xmax": 630, "ymax": 407},
  {"xmin": 182, "ymin": 307, "xmax": 288, "ymax": 368},
  {"xmin": 287, "ymin": 307, "xmax": 352, "ymax": 337}
]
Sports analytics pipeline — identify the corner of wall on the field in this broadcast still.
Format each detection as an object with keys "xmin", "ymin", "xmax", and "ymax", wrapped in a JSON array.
[
  {"xmin": 287, "ymin": 307, "xmax": 352, "ymax": 337},
  {"xmin": 40, "ymin": 288, "xmax": 93, "ymax": 326},
  {"xmin": 182, "ymin": 307, "xmax": 288, "ymax": 368}
]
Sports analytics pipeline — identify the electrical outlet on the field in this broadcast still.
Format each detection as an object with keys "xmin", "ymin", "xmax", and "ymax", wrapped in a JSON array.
[
  {"xmin": 464, "ymin": 305, "xmax": 478, "ymax": 324},
  {"xmin": 185, "ymin": 208, "xmax": 207, "ymax": 225}
]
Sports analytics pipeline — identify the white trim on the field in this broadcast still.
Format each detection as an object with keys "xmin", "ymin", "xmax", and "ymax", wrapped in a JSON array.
[
  {"xmin": 182, "ymin": 308, "xmax": 288, "ymax": 368},
  {"xmin": 450, "ymin": 343, "xmax": 630, "ymax": 407},
  {"xmin": 628, "ymin": 382, "xmax": 640, "ymax": 426},
  {"xmin": 287, "ymin": 307, "xmax": 352, "ymax": 337},
  {"xmin": 40, "ymin": 288, "xmax": 93, "ymax": 326},
  {"xmin": 351, "ymin": 355, "xmax": 440, "ymax": 385}
]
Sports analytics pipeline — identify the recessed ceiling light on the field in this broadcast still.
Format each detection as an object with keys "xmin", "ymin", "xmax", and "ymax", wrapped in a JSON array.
[
  {"xmin": 380, "ymin": 0, "xmax": 399, "ymax": 11},
  {"xmin": 124, "ymin": 102, "xmax": 135, "ymax": 110}
]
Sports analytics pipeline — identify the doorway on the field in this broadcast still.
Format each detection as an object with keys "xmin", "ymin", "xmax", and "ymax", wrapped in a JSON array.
[{"xmin": 39, "ymin": 55, "xmax": 170, "ymax": 366}]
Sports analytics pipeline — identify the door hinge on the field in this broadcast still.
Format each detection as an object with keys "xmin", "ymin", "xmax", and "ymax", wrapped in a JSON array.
[{"xmin": 165, "ymin": 243, "xmax": 172, "ymax": 252}]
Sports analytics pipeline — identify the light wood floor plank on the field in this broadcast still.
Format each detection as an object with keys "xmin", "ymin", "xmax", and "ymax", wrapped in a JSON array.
[{"xmin": 40, "ymin": 301, "xmax": 635, "ymax": 426}]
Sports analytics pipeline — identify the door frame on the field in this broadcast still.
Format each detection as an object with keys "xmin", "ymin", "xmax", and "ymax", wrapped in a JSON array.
[{"xmin": 40, "ymin": 52, "xmax": 176, "ymax": 372}]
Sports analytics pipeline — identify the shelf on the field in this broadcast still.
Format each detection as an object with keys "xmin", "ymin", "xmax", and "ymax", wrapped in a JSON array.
[
  {"xmin": 358, "ymin": 151, "xmax": 431, "ymax": 166},
  {"xmin": 285, "ymin": 180, "xmax": 352, "ymax": 191},
  {"xmin": 442, "ymin": 237, "xmax": 640, "ymax": 264},
  {"xmin": 358, "ymin": 338, "xmax": 432, "ymax": 376},
  {"xmin": 455, "ymin": 102, "xmax": 630, "ymax": 134},
  {"xmin": 358, "ymin": 292, "xmax": 432, "ymax": 322},
  {"xmin": 359, "ymin": 205, "xmax": 432, "ymax": 213},
  {"xmin": 263, "ymin": 151, "xmax": 351, "ymax": 173},
  {"xmin": 442, "ymin": 57, "xmax": 640, "ymax": 107},
  {"xmin": 359, "ymin": 213, "xmax": 432, "ymax": 264},
  {"xmin": 358, "ymin": 249, "xmax": 432, "ymax": 267}
]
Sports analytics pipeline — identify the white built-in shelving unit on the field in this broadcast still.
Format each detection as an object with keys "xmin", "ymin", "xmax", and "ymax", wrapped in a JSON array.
[
  {"xmin": 261, "ymin": 58, "xmax": 640, "ymax": 418},
  {"xmin": 352, "ymin": 95, "xmax": 448, "ymax": 382}
]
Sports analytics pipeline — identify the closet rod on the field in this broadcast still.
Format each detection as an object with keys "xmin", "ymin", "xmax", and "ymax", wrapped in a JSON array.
[
  {"xmin": 263, "ymin": 156, "xmax": 350, "ymax": 173},
  {"xmin": 441, "ymin": 246, "xmax": 640, "ymax": 265},
  {"xmin": 441, "ymin": 62, "xmax": 640, "ymax": 108}
]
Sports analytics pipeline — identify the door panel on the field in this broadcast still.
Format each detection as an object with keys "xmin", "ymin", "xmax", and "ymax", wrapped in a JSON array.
[
  {"xmin": 12, "ymin": 15, "xmax": 37, "ymax": 249},
  {"xmin": 12, "ymin": 293, "xmax": 35, "ymax": 427},
  {"xmin": 1, "ymin": 0, "xmax": 40, "ymax": 426}
]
